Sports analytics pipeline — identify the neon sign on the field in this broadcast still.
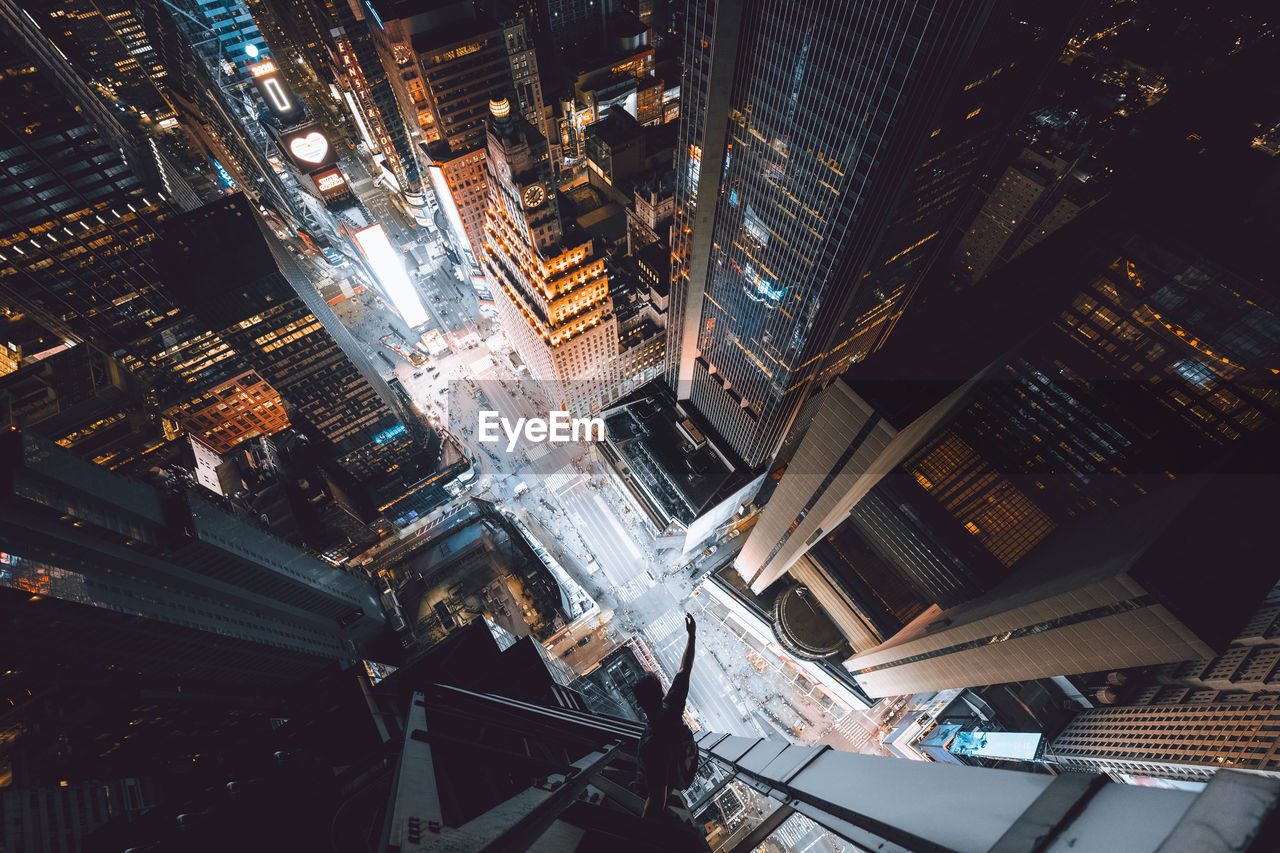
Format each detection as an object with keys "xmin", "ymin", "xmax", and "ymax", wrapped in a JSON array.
[
  {"xmin": 373, "ymin": 423, "xmax": 408, "ymax": 444},
  {"xmin": 260, "ymin": 77, "xmax": 294, "ymax": 114},
  {"xmin": 252, "ymin": 68, "xmax": 302, "ymax": 123},
  {"xmin": 315, "ymin": 170, "xmax": 345, "ymax": 192},
  {"xmin": 288, "ymin": 132, "xmax": 330, "ymax": 164},
  {"xmin": 210, "ymin": 158, "xmax": 237, "ymax": 189},
  {"xmin": 434, "ymin": 42, "xmax": 481, "ymax": 63}
]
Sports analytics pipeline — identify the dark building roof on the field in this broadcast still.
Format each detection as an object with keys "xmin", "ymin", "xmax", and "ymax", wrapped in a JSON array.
[
  {"xmin": 586, "ymin": 105, "xmax": 643, "ymax": 150},
  {"xmin": 603, "ymin": 386, "xmax": 751, "ymax": 524}
]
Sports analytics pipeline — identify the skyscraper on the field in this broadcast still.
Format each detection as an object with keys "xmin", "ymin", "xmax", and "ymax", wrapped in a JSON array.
[
  {"xmin": 542, "ymin": 0, "xmax": 613, "ymax": 55},
  {"xmin": 367, "ymin": 624, "xmax": 1280, "ymax": 852},
  {"xmin": 372, "ymin": 0, "xmax": 532, "ymax": 257},
  {"xmin": 35, "ymin": 0, "xmax": 175, "ymax": 122},
  {"xmin": 154, "ymin": 194, "xmax": 446, "ymax": 525},
  {"xmin": 1041, "ymin": 587, "xmax": 1280, "ymax": 785},
  {"xmin": 735, "ymin": 147, "xmax": 1280, "ymax": 631},
  {"xmin": 1050, "ymin": 699, "xmax": 1280, "ymax": 784},
  {"xmin": 0, "ymin": 344, "xmax": 164, "ymax": 472},
  {"xmin": 484, "ymin": 98, "xmax": 661, "ymax": 412},
  {"xmin": 384, "ymin": 1, "xmax": 517, "ymax": 155},
  {"xmin": 842, "ymin": 464, "xmax": 1277, "ymax": 697},
  {"xmin": 0, "ymin": 4, "xmax": 176, "ymax": 361},
  {"xmin": 326, "ymin": 0, "xmax": 428, "ymax": 216},
  {"xmin": 667, "ymin": 0, "xmax": 1067, "ymax": 467},
  {"xmin": 0, "ymin": 429, "xmax": 384, "ymax": 690},
  {"xmin": 167, "ymin": 0, "xmax": 271, "ymax": 78},
  {"xmin": 500, "ymin": 16, "xmax": 547, "ymax": 137},
  {"xmin": 951, "ymin": 145, "xmax": 1105, "ymax": 286},
  {"xmin": 0, "ymin": 3, "xmax": 286, "ymax": 472},
  {"xmin": 483, "ymin": 97, "xmax": 610, "ymax": 405}
]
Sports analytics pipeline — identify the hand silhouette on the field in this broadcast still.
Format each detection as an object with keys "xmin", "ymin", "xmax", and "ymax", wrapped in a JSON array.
[{"xmin": 685, "ymin": 614, "xmax": 696, "ymax": 636}]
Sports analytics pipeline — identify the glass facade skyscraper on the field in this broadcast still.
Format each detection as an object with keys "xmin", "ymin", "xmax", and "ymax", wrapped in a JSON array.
[
  {"xmin": 668, "ymin": 0, "xmax": 1061, "ymax": 467},
  {"xmin": 0, "ymin": 429, "xmax": 384, "ymax": 690},
  {"xmin": 0, "ymin": 3, "xmax": 284, "ymax": 470},
  {"xmin": 154, "ymin": 194, "xmax": 446, "ymax": 525},
  {"xmin": 734, "ymin": 191, "xmax": 1280, "ymax": 683},
  {"xmin": 0, "ymin": 9, "xmax": 170, "ymax": 360}
]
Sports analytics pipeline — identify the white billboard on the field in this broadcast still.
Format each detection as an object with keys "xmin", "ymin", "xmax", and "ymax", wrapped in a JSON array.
[
  {"xmin": 352, "ymin": 224, "xmax": 427, "ymax": 329},
  {"xmin": 427, "ymin": 163, "xmax": 470, "ymax": 257}
]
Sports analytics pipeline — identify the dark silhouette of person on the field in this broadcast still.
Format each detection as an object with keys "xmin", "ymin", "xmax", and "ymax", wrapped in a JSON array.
[{"xmin": 633, "ymin": 613, "xmax": 698, "ymax": 818}]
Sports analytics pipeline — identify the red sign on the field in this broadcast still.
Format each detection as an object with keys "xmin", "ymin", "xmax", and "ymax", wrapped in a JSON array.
[
  {"xmin": 312, "ymin": 168, "xmax": 348, "ymax": 197},
  {"xmin": 296, "ymin": 230, "xmax": 320, "ymax": 254}
]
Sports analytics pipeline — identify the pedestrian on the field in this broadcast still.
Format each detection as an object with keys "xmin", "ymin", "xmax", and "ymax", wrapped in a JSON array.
[{"xmin": 633, "ymin": 614, "xmax": 700, "ymax": 818}]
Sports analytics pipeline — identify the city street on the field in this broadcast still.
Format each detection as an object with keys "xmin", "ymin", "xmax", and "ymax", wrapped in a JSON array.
[{"xmin": 325, "ymin": 149, "xmax": 869, "ymax": 748}]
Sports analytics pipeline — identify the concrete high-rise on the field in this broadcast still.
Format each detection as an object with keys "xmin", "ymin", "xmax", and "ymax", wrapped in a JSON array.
[
  {"xmin": 952, "ymin": 146, "xmax": 1105, "ymax": 286},
  {"xmin": 371, "ymin": 1, "xmax": 538, "ymax": 258},
  {"xmin": 734, "ymin": 167, "xmax": 1280, "ymax": 680},
  {"xmin": 842, "ymin": 465, "xmax": 1277, "ymax": 697},
  {"xmin": 737, "ymin": 139, "xmax": 1280, "ymax": 601},
  {"xmin": 1051, "ymin": 699, "xmax": 1280, "ymax": 784},
  {"xmin": 370, "ymin": 623, "xmax": 1280, "ymax": 852},
  {"xmin": 667, "ymin": 0, "xmax": 1071, "ymax": 467},
  {"xmin": 1042, "ymin": 590, "xmax": 1280, "ymax": 785},
  {"xmin": 0, "ymin": 429, "xmax": 384, "ymax": 690},
  {"xmin": 483, "ymin": 98, "xmax": 661, "ymax": 413}
]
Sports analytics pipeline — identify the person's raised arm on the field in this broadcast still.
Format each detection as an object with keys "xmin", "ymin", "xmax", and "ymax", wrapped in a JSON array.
[{"xmin": 680, "ymin": 614, "xmax": 696, "ymax": 675}]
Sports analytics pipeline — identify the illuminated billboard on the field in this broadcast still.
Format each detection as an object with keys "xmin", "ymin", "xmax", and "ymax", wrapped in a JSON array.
[
  {"xmin": 426, "ymin": 163, "xmax": 469, "ymax": 255},
  {"xmin": 353, "ymin": 224, "xmax": 427, "ymax": 329},
  {"xmin": 373, "ymin": 423, "xmax": 408, "ymax": 444},
  {"xmin": 949, "ymin": 730, "xmax": 1043, "ymax": 762},
  {"xmin": 251, "ymin": 62, "xmax": 304, "ymax": 125},
  {"xmin": 248, "ymin": 59, "xmax": 279, "ymax": 77},
  {"xmin": 312, "ymin": 167, "xmax": 349, "ymax": 199},
  {"xmin": 209, "ymin": 157, "xmax": 237, "ymax": 189},
  {"xmin": 279, "ymin": 124, "xmax": 337, "ymax": 171}
]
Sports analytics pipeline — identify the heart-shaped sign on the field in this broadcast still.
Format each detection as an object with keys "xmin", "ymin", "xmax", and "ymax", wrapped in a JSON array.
[{"xmin": 289, "ymin": 132, "xmax": 329, "ymax": 164}]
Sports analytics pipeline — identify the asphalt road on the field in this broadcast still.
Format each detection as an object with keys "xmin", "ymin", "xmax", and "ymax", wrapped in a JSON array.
[{"xmin": 328, "ymin": 151, "xmax": 858, "ymax": 751}]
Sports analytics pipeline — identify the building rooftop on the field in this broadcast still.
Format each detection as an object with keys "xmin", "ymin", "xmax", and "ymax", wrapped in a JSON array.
[
  {"xmin": 602, "ymin": 388, "xmax": 749, "ymax": 526},
  {"xmin": 634, "ymin": 167, "xmax": 676, "ymax": 201},
  {"xmin": 586, "ymin": 106, "xmax": 643, "ymax": 150},
  {"xmin": 409, "ymin": 15, "xmax": 501, "ymax": 55}
]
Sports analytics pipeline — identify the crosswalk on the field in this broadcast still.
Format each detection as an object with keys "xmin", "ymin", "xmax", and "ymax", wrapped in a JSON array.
[
  {"xmin": 615, "ymin": 571, "xmax": 655, "ymax": 604},
  {"xmin": 545, "ymin": 465, "xmax": 580, "ymax": 496},
  {"xmin": 644, "ymin": 610, "xmax": 685, "ymax": 642},
  {"xmin": 771, "ymin": 811, "xmax": 820, "ymax": 848},
  {"xmin": 829, "ymin": 711, "xmax": 879, "ymax": 752}
]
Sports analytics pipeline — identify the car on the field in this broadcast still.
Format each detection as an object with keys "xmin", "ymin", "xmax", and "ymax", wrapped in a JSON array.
[
  {"xmin": 563, "ymin": 647, "xmax": 575, "ymax": 657},
  {"xmin": 576, "ymin": 635, "xmax": 591, "ymax": 647},
  {"xmin": 273, "ymin": 749, "xmax": 303, "ymax": 765},
  {"xmin": 226, "ymin": 778, "xmax": 267, "ymax": 798},
  {"xmin": 704, "ymin": 545, "xmax": 718, "ymax": 556}
]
